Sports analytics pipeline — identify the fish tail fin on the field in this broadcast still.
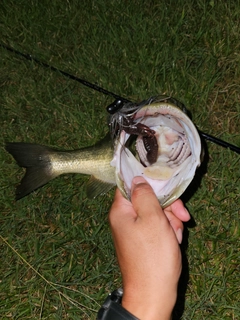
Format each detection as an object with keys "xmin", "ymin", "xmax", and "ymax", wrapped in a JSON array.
[{"xmin": 5, "ymin": 142, "xmax": 56, "ymax": 200}]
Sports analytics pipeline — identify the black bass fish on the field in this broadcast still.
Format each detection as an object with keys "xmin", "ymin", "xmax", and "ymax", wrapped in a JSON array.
[
  {"xmin": 5, "ymin": 96, "xmax": 201, "ymax": 207},
  {"xmin": 5, "ymin": 136, "xmax": 115, "ymax": 200},
  {"xmin": 109, "ymin": 96, "xmax": 202, "ymax": 207}
]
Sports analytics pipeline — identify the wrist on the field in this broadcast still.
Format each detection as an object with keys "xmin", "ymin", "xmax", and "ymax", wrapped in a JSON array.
[
  {"xmin": 122, "ymin": 287, "xmax": 177, "ymax": 320},
  {"xmin": 97, "ymin": 289, "xmax": 140, "ymax": 320}
]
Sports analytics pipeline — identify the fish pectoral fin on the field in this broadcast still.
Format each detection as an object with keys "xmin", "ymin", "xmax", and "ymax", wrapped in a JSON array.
[{"xmin": 86, "ymin": 176, "xmax": 115, "ymax": 199}]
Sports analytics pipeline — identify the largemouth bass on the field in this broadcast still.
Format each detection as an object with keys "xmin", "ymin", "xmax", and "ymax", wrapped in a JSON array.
[
  {"xmin": 5, "ymin": 136, "xmax": 115, "ymax": 200},
  {"xmin": 110, "ymin": 96, "xmax": 202, "ymax": 207},
  {"xmin": 5, "ymin": 95, "xmax": 201, "ymax": 207}
]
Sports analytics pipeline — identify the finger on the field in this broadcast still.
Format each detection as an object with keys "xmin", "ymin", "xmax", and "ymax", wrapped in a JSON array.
[
  {"xmin": 109, "ymin": 189, "xmax": 136, "ymax": 227},
  {"xmin": 164, "ymin": 210, "xmax": 184, "ymax": 244},
  {"xmin": 112, "ymin": 188, "xmax": 130, "ymax": 209},
  {"xmin": 165, "ymin": 199, "xmax": 190, "ymax": 222},
  {"xmin": 131, "ymin": 176, "xmax": 165, "ymax": 221}
]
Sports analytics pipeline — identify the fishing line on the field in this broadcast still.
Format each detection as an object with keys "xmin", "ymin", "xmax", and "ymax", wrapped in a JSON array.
[{"xmin": 1, "ymin": 43, "xmax": 239, "ymax": 155}]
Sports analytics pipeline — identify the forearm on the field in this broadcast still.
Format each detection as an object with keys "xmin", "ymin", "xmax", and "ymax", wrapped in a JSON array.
[{"xmin": 119, "ymin": 260, "xmax": 179, "ymax": 320}]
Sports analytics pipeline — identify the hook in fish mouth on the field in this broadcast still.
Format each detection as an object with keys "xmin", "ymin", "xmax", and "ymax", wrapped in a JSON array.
[
  {"xmin": 108, "ymin": 95, "xmax": 188, "ymax": 139},
  {"xmin": 110, "ymin": 96, "xmax": 201, "ymax": 208}
]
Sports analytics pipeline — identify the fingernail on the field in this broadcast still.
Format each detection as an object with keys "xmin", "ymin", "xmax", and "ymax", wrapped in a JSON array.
[
  {"xmin": 176, "ymin": 229, "xmax": 183, "ymax": 244},
  {"xmin": 132, "ymin": 176, "xmax": 147, "ymax": 185},
  {"xmin": 184, "ymin": 208, "xmax": 191, "ymax": 220}
]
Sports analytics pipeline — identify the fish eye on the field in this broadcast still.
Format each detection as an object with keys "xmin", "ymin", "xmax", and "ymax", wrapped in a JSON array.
[{"xmin": 106, "ymin": 99, "xmax": 124, "ymax": 114}]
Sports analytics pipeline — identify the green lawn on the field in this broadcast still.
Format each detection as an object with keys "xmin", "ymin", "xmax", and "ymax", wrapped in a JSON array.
[{"xmin": 0, "ymin": 1, "xmax": 239, "ymax": 319}]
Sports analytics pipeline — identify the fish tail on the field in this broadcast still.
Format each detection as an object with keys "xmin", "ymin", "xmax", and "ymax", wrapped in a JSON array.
[{"xmin": 5, "ymin": 142, "xmax": 56, "ymax": 200}]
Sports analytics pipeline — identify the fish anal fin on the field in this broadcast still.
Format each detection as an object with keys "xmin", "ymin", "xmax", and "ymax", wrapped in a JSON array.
[{"xmin": 86, "ymin": 176, "xmax": 115, "ymax": 199}]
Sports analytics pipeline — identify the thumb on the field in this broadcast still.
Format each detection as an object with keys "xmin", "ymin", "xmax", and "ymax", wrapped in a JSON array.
[{"xmin": 131, "ymin": 176, "xmax": 165, "ymax": 220}]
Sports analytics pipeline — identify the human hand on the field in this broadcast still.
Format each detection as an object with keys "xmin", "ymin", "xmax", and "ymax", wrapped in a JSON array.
[{"xmin": 109, "ymin": 176, "xmax": 190, "ymax": 320}]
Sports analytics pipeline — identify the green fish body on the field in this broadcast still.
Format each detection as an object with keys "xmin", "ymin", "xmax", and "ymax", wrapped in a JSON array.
[
  {"xmin": 5, "ymin": 135, "xmax": 116, "ymax": 200},
  {"xmin": 6, "ymin": 96, "xmax": 202, "ymax": 207}
]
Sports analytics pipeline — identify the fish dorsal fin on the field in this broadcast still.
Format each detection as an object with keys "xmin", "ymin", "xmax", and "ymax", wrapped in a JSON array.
[{"xmin": 86, "ymin": 176, "xmax": 115, "ymax": 199}]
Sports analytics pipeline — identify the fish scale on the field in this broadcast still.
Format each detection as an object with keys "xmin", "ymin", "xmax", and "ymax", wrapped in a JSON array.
[{"xmin": 6, "ymin": 96, "xmax": 201, "ymax": 207}]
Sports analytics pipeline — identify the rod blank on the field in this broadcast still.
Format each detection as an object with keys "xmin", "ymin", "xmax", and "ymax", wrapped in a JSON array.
[{"xmin": 1, "ymin": 43, "xmax": 239, "ymax": 155}]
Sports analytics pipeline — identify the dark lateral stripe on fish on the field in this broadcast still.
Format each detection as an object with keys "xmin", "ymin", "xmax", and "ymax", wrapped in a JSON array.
[{"xmin": 5, "ymin": 142, "xmax": 55, "ymax": 199}]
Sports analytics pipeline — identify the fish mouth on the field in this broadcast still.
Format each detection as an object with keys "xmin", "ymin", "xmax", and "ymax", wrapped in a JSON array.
[{"xmin": 110, "ymin": 96, "xmax": 201, "ymax": 207}]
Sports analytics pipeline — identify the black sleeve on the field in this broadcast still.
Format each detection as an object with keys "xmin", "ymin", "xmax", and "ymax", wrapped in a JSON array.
[{"xmin": 97, "ymin": 288, "xmax": 140, "ymax": 320}]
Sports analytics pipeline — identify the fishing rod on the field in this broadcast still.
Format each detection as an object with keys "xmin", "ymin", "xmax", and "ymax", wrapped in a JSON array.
[
  {"xmin": 1, "ymin": 43, "xmax": 239, "ymax": 155},
  {"xmin": 0, "ymin": 43, "xmax": 130, "ymax": 103}
]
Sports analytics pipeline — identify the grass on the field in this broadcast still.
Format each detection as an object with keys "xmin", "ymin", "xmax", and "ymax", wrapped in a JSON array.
[{"xmin": 0, "ymin": 0, "xmax": 239, "ymax": 319}]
